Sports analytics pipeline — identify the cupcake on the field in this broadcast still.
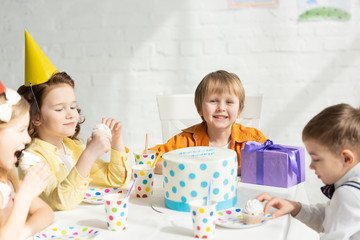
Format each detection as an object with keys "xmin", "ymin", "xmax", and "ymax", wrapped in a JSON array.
[
  {"xmin": 242, "ymin": 199, "xmax": 264, "ymax": 225},
  {"xmin": 19, "ymin": 151, "xmax": 43, "ymax": 173},
  {"xmin": 92, "ymin": 123, "xmax": 112, "ymax": 138}
]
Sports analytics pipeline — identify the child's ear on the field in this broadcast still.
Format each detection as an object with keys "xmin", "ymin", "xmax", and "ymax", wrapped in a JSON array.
[
  {"xmin": 32, "ymin": 115, "xmax": 41, "ymax": 127},
  {"xmin": 341, "ymin": 149, "xmax": 356, "ymax": 165}
]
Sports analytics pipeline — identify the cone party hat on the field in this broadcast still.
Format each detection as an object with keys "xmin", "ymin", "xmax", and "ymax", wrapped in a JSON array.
[
  {"xmin": 0, "ymin": 81, "xmax": 5, "ymax": 95},
  {"xmin": 25, "ymin": 30, "xmax": 58, "ymax": 86}
]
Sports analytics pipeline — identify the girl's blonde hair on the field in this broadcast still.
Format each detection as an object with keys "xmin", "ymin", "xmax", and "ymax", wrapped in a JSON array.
[
  {"xmin": 0, "ymin": 94, "xmax": 30, "ymax": 129},
  {"xmin": 194, "ymin": 70, "xmax": 245, "ymax": 118}
]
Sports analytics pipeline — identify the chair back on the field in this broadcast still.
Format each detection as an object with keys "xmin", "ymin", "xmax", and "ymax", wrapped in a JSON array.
[{"xmin": 156, "ymin": 94, "xmax": 263, "ymax": 143}]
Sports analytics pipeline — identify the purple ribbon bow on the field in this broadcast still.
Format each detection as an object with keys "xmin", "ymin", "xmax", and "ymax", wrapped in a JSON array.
[{"xmin": 243, "ymin": 139, "xmax": 301, "ymax": 185}]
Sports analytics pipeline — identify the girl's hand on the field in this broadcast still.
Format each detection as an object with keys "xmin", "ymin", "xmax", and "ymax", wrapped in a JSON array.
[
  {"xmin": 102, "ymin": 117, "xmax": 125, "ymax": 152},
  {"xmin": 17, "ymin": 162, "xmax": 49, "ymax": 200},
  {"xmin": 256, "ymin": 193, "xmax": 302, "ymax": 218},
  {"xmin": 85, "ymin": 133, "xmax": 111, "ymax": 160}
]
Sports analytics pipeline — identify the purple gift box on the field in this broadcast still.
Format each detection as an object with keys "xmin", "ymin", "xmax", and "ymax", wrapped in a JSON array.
[{"xmin": 241, "ymin": 140, "xmax": 305, "ymax": 188}]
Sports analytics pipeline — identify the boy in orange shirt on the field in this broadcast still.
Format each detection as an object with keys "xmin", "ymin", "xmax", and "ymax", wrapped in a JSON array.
[{"xmin": 151, "ymin": 70, "xmax": 267, "ymax": 174}]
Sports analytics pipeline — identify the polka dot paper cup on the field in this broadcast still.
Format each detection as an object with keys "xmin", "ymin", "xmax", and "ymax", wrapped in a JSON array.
[
  {"xmin": 189, "ymin": 199, "xmax": 217, "ymax": 239},
  {"xmin": 131, "ymin": 165, "xmax": 154, "ymax": 198},
  {"xmin": 103, "ymin": 193, "xmax": 129, "ymax": 231},
  {"xmin": 133, "ymin": 149, "xmax": 156, "ymax": 166}
]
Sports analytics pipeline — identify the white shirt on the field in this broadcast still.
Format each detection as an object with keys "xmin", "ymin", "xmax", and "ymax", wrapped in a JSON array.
[{"xmin": 295, "ymin": 163, "xmax": 360, "ymax": 240}]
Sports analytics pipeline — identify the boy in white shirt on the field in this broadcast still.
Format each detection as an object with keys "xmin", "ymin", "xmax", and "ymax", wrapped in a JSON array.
[{"xmin": 257, "ymin": 103, "xmax": 360, "ymax": 240}]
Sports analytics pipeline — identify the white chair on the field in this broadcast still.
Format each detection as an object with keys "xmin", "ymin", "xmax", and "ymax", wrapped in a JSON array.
[{"xmin": 156, "ymin": 94, "xmax": 263, "ymax": 143}]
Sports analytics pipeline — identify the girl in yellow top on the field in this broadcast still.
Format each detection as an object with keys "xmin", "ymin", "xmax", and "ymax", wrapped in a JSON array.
[
  {"xmin": 17, "ymin": 72, "xmax": 131, "ymax": 211},
  {"xmin": 0, "ymin": 82, "xmax": 53, "ymax": 239}
]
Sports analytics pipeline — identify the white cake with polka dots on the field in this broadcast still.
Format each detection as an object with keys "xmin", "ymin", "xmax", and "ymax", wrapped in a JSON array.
[{"xmin": 162, "ymin": 147, "xmax": 238, "ymax": 212}]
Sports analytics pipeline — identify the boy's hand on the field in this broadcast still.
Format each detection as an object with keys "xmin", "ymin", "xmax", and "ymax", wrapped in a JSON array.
[
  {"xmin": 102, "ymin": 117, "xmax": 125, "ymax": 152},
  {"xmin": 256, "ymin": 193, "xmax": 302, "ymax": 218},
  {"xmin": 18, "ymin": 162, "xmax": 49, "ymax": 200}
]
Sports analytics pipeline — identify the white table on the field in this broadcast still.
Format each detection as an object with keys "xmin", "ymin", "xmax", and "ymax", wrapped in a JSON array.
[{"xmin": 45, "ymin": 175, "xmax": 304, "ymax": 240}]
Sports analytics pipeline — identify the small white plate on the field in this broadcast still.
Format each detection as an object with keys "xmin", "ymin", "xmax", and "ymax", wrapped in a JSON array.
[
  {"xmin": 216, "ymin": 207, "xmax": 272, "ymax": 229},
  {"xmin": 83, "ymin": 187, "xmax": 128, "ymax": 204},
  {"xmin": 33, "ymin": 226, "xmax": 100, "ymax": 239}
]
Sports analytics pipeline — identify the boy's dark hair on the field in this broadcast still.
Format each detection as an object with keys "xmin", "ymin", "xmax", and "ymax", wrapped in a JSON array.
[{"xmin": 302, "ymin": 103, "xmax": 360, "ymax": 156}]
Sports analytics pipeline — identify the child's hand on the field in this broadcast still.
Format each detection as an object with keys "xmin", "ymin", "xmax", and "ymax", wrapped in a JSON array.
[
  {"xmin": 256, "ymin": 193, "xmax": 302, "ymax": 218},
  {"xmin": 102, "ymin": 117, "xmax": 125, "ymax": 152},
  {"xmin": 17, "ymin": 162, "xmax": 49, "ymax": 200},
  {"xmin": 85, "ymin": 133, "xmax": 112, "ymax": 159}
]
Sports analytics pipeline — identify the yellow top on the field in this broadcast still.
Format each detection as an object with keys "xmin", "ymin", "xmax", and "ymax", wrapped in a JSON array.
[
  {"xmin": 19, "ymin": 137, "xmax": 131, "ymax": 211},
  {"xmin": 25, "ymin": 30, "xmax": 58, "ymax": 86}
]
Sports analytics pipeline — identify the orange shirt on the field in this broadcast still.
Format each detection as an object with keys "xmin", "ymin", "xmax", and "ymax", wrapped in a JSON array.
[{"xmin": 150, "ymin": 122, "xmax": 267, "ymax": 167}]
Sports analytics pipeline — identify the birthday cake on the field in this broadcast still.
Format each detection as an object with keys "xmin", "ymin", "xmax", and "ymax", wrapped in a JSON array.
[{"xmin": 162, "ymin": 147, "xmax": 238, "ymax": 212}]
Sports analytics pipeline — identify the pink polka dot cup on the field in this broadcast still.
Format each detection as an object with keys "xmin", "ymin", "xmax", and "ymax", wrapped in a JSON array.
[
  {"xmin": 131, "ymin": 165, "xmax": 154, "ymax": 198},
  {"xmin": 133, "ymin": 149, "xmax": 156, "ymax": 166},
  {"xmin": 103, "ymin": 193, "xmax": 129, "ymax": 231},
  {"xmin": 189, "ymin": 199, "xmax": 217, "ymax": 239}
]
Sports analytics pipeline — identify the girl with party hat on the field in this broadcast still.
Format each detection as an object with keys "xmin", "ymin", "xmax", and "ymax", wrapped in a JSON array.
[
  {"xmin": 17, "ymin": 31, "xmax": 131, "ymax": 211},
  {"xmin": 0, "ymin": 81, "xmax": 53, "ymax": 239}
]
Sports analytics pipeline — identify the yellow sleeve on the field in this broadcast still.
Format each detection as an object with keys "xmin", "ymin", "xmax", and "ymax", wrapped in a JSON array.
[
  {"xmin": 41, "ymin": 167, "xmax": 91, "ymax": 211},
  {"xmin": 89, "ymin": 147, "xmax": 131, "ymax": 187}
]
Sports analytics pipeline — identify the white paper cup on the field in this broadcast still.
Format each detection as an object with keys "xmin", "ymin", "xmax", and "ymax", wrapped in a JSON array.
[
  {"xmin": 189, "ymin": 199, "xmax": 216, "ymax": 239},
  {"xmin": 131, "ymin": 165, "xmax": 155, "ymax": 198},
  {"xmin": 103, "ymin": 193, "xmax": 129, "ymax": 231},
  {"xmin": 133, "ymin": 149, "xmax": 156, "ymax": 166}
]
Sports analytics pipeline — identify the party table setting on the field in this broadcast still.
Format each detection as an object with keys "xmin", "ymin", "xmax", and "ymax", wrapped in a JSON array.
[{"xmin": 30, "ymin": 140, "xmax": 310, "ymax": 240}]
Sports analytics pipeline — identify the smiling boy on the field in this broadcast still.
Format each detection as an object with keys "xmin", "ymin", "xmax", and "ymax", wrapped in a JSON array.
[{"xmin": 151, "ymin": 70, "xmax": 267, "ymax": 174}]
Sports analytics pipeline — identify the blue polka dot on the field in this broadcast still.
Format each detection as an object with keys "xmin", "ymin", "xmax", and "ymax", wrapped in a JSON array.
[
  {"xmin": 191, "ymin": 191, "xmax": 197, "ymax": 197},
  {"xmin": 151, "ymin": 155, "xmax": 155, "ymax": 159},
  {"xmin": 143, "ymin": 179, "xmax": 148, "ymax": 184},
  {"xmin": 120, "ymin": 212, "xmax": 125, "ymax": 216},
  {"xmin": 223, "ymin": 179, "xmax": 229, "ymax": 186},
  {"xmin": 95, "ymin": 192, "xmax": 101, "ymax": 196},
  {"xmin": 172, "ymin": 186, "xmax": 177, "ymax": 193},
  {"xmin": 139, "ymin": 161, "xmax": 144, "ymax": 165},
  {"xmin": 235, "ymin": 208, "xmax": 241, "ymax": 212},
  {"xmin": 180, "ymin": 181, "xmax": 186, "ymax": 187},
  {"xmin": 192, "ymin": 219, "xmax": 195, "ymax": 224},
  {"xmin": 231, "ymin": 169, "xmax": 234, "ymax": 175},
  {"xmin": 223, "ymin": 160, "xmax": 228, "ymax": 167},
  {"xmin": 192, "ymin": 211, "xmax": 196, "ymax": 216},
  {"xmin": 203, "ymin": 218, "xmax": 208, "ymax": 223},
  {"xmin": 134, "ymin": 173, "xmax": 138, "ymax": 178},
  {"xmin": 149, "ymin": 173, "xmax": 153, "ymax": 179},
  {"xmin": 179, "ymin": 164, "xmax": 185, "ymax": 170},
  {"xmin": 181, "ymin": 196, "xmax": 187, "ymax": 203},
  {"xmin": 166, "ymin": 192, "xmax": 169, "ymax": 198},
  {"xmin": 213, "ymin": 188, "xmax": 219, "ymax": 195},
  {"xmin": 224, "ymin": 193, "xmax": 229, "ymax": 200},
  {"xmin": 201, "ymin": 181, "xmax": 208, "ymax": 188},
  {"xmin": 163, "ymin": 161, "xmax": 167, "ymax": 168},
  {"xmin": 170, "ymin": 170, "xmax": 175, "ymax": 177},
  {"xmin": 200, "ymin": 163, "xmax": 207, "ymax": 170},
  {"xmin": 189, "ymin": 173, "xmax": 196, "ymax": 180},
  {"xmin": 164, "ymin": 177, "xmax": 168, "ymax": 183},
  {"xmin": 231, "ymin": 185, "xmax": 235, "ymax": 191},
  {"xmin": 210, "ymin": 211, "xmax": 214, "ymax": 216},
  {"xmin": 123, "ymin": 203, "xmax": 127, "ymax": 208},
  {"xmin": 213, "ymin": 172, "xmax": 220, "ymax": 178}
]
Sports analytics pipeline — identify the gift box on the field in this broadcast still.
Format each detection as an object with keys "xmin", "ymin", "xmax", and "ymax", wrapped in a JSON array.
[{"xmin": 241, "ymin": 140, "xmax": 305, "ymax": 188}]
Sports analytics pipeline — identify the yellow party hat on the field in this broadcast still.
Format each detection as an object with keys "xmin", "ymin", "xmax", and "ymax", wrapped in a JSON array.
[{"xmin": 25, "ymin": 30, "xmax": 58, "ymax": 86}]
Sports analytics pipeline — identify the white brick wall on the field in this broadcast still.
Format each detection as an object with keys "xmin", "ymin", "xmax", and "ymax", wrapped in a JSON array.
[{"xmin": 1, "ymin": 0, "xmax": 359, "ymax": 207}]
